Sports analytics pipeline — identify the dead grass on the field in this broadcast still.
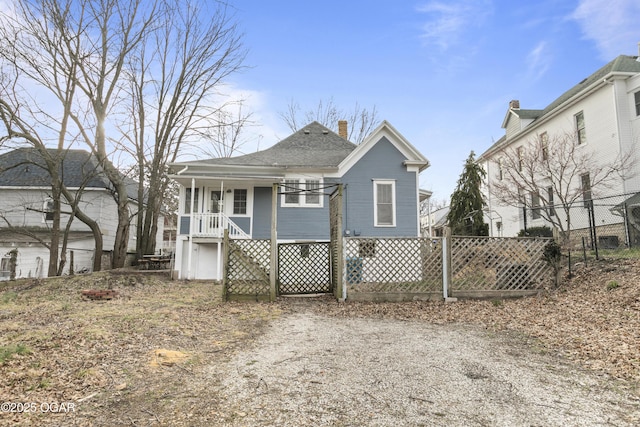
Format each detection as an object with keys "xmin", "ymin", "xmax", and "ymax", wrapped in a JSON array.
[
  {"xmin": 0, "ymin": 270, "xmax": 283, "ymax": 426},
  {"xmin": 0, "ymin": 258, "xmax": 638, "ymax": 425}
]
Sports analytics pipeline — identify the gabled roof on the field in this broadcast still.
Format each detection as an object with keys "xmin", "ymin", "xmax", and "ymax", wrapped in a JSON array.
[
  {"xmin": 0, "ymin": 148, "xmax": 140, "ymax": 201},
  {"xmin": 542, "ymin": 55, "xmax": 640, "ymax": 117},
  {"xmin": 337, "ymin": 120, "xmax": 430, "ymax": 174},
  {"xmin": 170, "ymin": 120, "xmax": 429, "ymax": 179},
  {"xmin": 188, "ymin": 121, "xmax": 357, "ymax": 169},
  {"xmin": 482, "ymin": 55, "xmax": 640, "ymax": 160},
  {"xmin": 501, "ymin": 108, "xmax": 543, "ymax": 129}
]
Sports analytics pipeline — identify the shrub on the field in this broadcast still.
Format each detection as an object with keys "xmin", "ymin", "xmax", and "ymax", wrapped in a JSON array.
[{"xmin": 518, "ymin": 226, "xmax": 553, "ymax": 237}]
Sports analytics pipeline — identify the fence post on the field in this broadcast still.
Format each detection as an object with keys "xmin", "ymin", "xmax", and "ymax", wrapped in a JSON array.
[
  {"xmin": 588, "ymin": 199, "xmax": 599, "ymax": 260},
  {"xmin": 442, "ymin": 227, "xmax": 452, "ymax": 299},
  {"xmin": 221, "ymin": 229, "xmax": 229, "ymax": 301},
  {"xmin": 270, "ymin": 183, "xmax": 278, "ymax": 302}
]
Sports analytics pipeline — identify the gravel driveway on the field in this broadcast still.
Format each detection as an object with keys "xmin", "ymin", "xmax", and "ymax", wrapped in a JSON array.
[{"xmin": 211, "ymin": 310, "xmax": 639, "ymax": 426}]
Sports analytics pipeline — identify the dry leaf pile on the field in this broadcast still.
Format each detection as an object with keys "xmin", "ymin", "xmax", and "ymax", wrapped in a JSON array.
[{"xmin": 0, "ymin": 258, "xmax": 638, "ymax": 426}]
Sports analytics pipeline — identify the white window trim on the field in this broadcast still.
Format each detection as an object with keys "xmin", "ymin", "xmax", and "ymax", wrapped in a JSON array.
[
  {"xmin": 280, "ymin": 178, "xmax": 324, "ymax": 208},
  {"xmin": 373, "ymin": 179, "xmax": 396, "ymax": 227}
]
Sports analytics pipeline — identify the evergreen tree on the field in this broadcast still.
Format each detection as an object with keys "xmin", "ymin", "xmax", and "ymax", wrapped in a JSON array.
[{"xmin": 447, "ymin": 151, "xmax": 489, "ymax": 236}]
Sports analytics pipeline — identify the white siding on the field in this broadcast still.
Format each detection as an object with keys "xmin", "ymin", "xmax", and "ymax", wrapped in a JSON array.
[{"xmin": 484, "ymin": 78, "xmax": 640, "ymax": 239}]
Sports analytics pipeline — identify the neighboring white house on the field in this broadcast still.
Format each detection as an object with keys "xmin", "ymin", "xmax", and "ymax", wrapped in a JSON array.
[
  {"xmin": 0, "ymin": 148, "xmax": 164, "ymax": 279},
  {"xmin": 478, "ymin": 54, "xmax": 640, "ymax": 246}
]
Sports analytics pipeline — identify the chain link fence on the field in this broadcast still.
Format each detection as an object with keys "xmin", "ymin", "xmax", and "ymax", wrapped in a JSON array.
[{"xmin": 520, "ymin": 191, "xmax": 640, "ymax": 263}]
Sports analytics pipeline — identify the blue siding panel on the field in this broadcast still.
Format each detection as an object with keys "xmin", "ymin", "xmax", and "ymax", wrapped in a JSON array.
[
  {"xmin": 341, "ymin": 136, "xmax": 418, "ymax": 237},
  {"xmin": 229, "ymin": 216, "xmax": 251, "ymax": 235},
  {"xmin": 277, "ymin": 202, "xmax": 330, "ymax": 240},
  {"xmin": 252, "ymin": 187, "xmax": 272, "ymax": 239}
]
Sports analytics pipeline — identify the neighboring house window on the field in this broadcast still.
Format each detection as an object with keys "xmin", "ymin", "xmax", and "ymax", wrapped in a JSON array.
[
  {"xmin": 517, "ymin": 146, "xmax": 524, "ymax": 172},
  {"xmin": 581, "ymin": 173, "xmax": 592, "ymax": 208},
  {"xmin": 497, "ymin": 158, "xmax": 503, "ymax": 181},
  {"xmin": 43, "ymin": 198, "xmax": 54, "ymax": 221},
  {"xmin": 233, "ymin": 189, "xmax": 247, "ymax": 215},
  {"xmin": 540, "ymin": 132, "xmax": 549, "ymax": 161},
  {"xmin": 635, "ymin": 91, "xmax": 640, "ymax": 116},
  {"xmin": 575, "ymin": 111, "xmax": 586, "ymax": 145},
  {"xmin": 374, "ymin": 180, "xmax": 395, "ymax": 227},
  {"xmin": 282, "ymin": 178, "xmax": 323, "ymax": 207},
  {"xmin": 547, "ymin": 187, "xmax": 555, "ymax": 216},
  {"xmin": 531, "ymin": 192, "xmax": 541, "ymax": 220},
  {"xmin": 0, "ymin": 256, "xmax": 9, "ymax": 280},
  {"xmin": 185, "ymin": 188, "xmax": 199, "ymax": 213}
]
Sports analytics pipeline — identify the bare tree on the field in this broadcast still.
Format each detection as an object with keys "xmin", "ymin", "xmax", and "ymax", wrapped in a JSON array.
[
  {"xmin": 280, "ymin": 98, "xmax": 380, "ymax": 144},
  {"xmin": 197, "ymin": 101, "xmax": 254, "ymax": 159},
  {"xmin": 1, "ymin": 0, "xmax": 160, "ymax": 268},
  {"xmin": 121, "ymin": 0, "xmax": 246, "ymax": 257},
  {"xmin": 490, "ymin": 132, "xmax": 635, "ymax": 246}
]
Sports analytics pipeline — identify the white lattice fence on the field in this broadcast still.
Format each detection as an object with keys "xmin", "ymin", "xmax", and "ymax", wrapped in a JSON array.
[
  {"xmin": 345, "ymin": 238, "xmax": 443, "ymax": 293},
  {"xmin": 225, "ymin": 239, "xmax": 271, "ymax": 297},
  {"xmin": 450, "ymin": 236, "xmax": 553, "ymax": 291}
]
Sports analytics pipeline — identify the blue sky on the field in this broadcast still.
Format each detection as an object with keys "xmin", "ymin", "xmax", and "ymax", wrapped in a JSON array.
[{"xmin": 226, "ymin": 0, "xmax": 640, "ymax": 202}]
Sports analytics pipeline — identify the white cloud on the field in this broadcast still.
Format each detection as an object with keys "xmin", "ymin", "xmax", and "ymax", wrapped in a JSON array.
[
  {"xmin": 571, "ymin": 0, "xmax": 640, "ymax": 59},
  {"xmin": 416, "ymin": 0, "xmax": 492, "ymax": 51},
  {"xmin": 525, "ymin": 41, "xmax": 551, "ymax": 81}
]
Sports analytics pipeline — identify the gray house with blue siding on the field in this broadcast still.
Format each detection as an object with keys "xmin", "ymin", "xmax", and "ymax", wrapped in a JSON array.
[{"xmin": 168, "ymin": 120, "xmax": 430, "ymax": 280}]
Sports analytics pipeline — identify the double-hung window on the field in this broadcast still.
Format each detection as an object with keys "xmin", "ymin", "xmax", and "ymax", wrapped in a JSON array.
[
  {"xmin": 547, "ymin": 186, "xmax": 555, "ymax": 216},
  {"xmin": 581, "ymin": 173, "xmax": 592, "ymax": 208},
  {"xmin": 185, "ymin": 188, "xmax": 199, "ymax": 213},
  {"xmin": 517, "ymin": 146, "xmax": 524, "ymax": 172},
  {"xmin": 43, "ymin": 198, "xmax": 54, "ymax": 221},
  {"xmin": 540, "ymin": 132, "xmax": 549, "ymax": 161},
  {"xmin": 575, "ymin": 111, "xmax": 586, "ymax": 145},
  {"xmin": 233, "ymin": 189, "xmax": 247, "ymax": 215},
  {"xmin": 635, "ymin": 91, "xmax": 640, "ymax": 116},
  {"xmin": 281, "ymin": 178, "xmax": 323, "ymax": 207},
  {"xmin": 374, "ymin": 180, "xmax": 396, "ymax": 227},
  {"xmin": 531, "ymin": 192, "xmax": 541, "ymax": 220}
]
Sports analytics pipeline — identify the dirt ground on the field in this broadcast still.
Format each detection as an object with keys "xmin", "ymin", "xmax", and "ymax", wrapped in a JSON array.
[{"xmin": 0, "ymin": 259, "xmax": 639, "ymax": 426}]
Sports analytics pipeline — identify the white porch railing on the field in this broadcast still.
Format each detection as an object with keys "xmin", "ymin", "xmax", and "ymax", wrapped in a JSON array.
[{"xmin": 191, "ymin": 213, "xmax": 250, "ymax": 239}]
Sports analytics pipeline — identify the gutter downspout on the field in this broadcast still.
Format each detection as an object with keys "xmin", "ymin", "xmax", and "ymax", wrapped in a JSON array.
[{"xmin": 187, "ymin": 178, "xmax": 195, "ymax": 280}]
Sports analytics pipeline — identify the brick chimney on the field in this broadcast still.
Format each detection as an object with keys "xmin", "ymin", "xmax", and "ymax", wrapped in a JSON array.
[
  {"xmin": 509, "ymin": 100, "xmax": 520, "ymax": 110},
  {"xmin": 338, "ymin": 120, "xmax": 348, "ymax": 139}
]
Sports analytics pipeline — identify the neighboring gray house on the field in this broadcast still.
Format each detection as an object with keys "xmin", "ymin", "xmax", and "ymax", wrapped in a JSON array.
[
  {"xmin": 168, "ymin": 121, "xmax": 430, "ymax": 280},
  {"xmin": 0, "ymin": 148, "xmax": 164, "ymax": 279}
]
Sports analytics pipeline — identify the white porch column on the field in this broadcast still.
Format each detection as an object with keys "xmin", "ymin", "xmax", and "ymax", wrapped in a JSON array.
[{"xmin": 187, "ymin": 178, "xmax": 195, "ymax": 280}]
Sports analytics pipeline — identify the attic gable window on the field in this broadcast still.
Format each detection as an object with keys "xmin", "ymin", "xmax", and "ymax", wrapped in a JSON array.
[{"xmin": 575, "ymin": 111, "xmax": 586, "ymax": 145}]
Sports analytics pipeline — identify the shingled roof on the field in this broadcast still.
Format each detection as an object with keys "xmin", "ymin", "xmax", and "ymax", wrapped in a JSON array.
[
  {"xmin": 193, "ymin": 121, "xmax": 357, "ymax": 168},
  {"xmin": 0, "ymin": 148, "xmax": 140, "ymax": 201},
  {"xmin": 481, "ymin": 55, "xmax": 640, "ymax": 159}
]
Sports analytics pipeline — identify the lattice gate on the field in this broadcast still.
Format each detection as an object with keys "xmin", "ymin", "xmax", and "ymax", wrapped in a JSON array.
[
  {"xmin": 224, "ymin": 239, "xmax": 271, "ymax": 300},
  {"xmin": 277, "ymin": 242, "xmax": 332, "ymax": 294}
]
